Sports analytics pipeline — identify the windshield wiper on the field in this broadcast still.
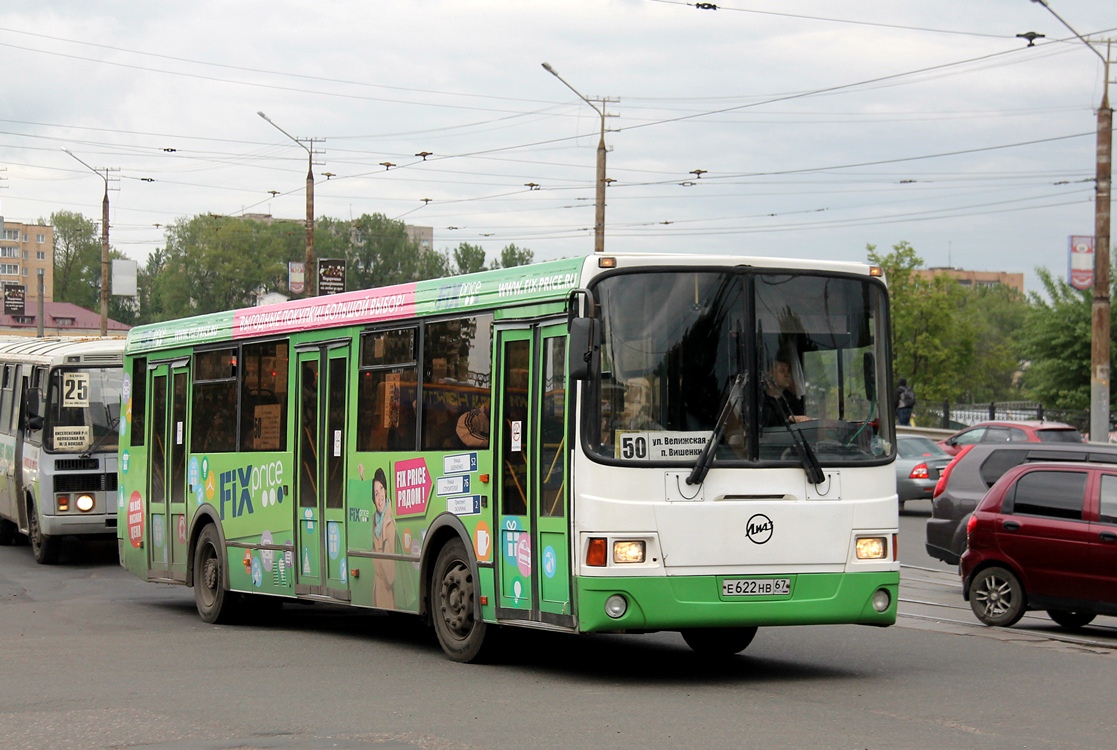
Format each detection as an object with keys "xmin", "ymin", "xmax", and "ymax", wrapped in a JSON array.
[
  {"xmin": 761, "ymin": 372, "xmax": 826, "ymax": 485},
  {"xmin": 687, "ymin": 372, "xmax": 746, "ymax": 486}
]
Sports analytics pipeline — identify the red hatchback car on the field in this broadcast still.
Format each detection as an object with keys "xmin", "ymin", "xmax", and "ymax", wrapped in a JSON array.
[
  {"xmin": 938, "ymin": 420, "xmax": 1082, "ymax": 457},
  {"xmin": 960, "ymin": 462, "xmax": 1117, "ymax": 629}
]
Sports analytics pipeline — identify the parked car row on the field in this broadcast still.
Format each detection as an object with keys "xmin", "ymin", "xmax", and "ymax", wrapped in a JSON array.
[{"xmin": 913, "ymin": 420, "xmax": 1115, "ymax": 633}]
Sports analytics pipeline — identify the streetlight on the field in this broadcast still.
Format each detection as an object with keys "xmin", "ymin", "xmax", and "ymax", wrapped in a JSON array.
[
  {"xmin": 61, "ymin": 147, "xmax": 110, "ymax": 336},
  {"xmin": 542, "ymin": 62, "xmax": 609, "ymax": 254},
  {"xmin": 258, "ymin": 111, "xmax": 319, "ymax": 297},
  {"xmin": 1030, "ymin": 1, "xmax": 1113, "ymax": 442}
]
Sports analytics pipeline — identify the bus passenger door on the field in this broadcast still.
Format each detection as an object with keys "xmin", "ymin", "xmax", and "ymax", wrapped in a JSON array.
[
  {"xmin": 146, "ymin": 361, "xmax": 189, "ymax": 581},
  {"xmin": 494, "ymin": 323, "xmax": 573, "ymax": 626},
  {"xmin": 294, "ymin": 344, "xmax": 351, "ymax": 600}
]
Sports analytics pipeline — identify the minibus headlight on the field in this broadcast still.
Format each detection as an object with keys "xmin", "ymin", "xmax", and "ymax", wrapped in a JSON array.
[
  {"xmin": 855, "ymin": 536, "xmax": 888, "ymax": 560},
  {"xmin": 76, "ymin": 494, "xmax": 95, "ymax": 512},
  {"xmin": 57, "ymin": 495, "xmax": 70, "ymax": 512},
  {"xmin": 612, "ymin": 540, "xmax": 646, "ymax": 564}
]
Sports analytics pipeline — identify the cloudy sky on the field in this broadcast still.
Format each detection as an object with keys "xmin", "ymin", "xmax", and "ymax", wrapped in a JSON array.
[{"xmin": 1, "ymin": 1, "xmax": 1113, "ymax": 292}]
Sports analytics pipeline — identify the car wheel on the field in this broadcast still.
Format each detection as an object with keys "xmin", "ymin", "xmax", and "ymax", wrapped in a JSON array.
[
  {"xmin": 28, "ymin": 501, "xmax": 61, "ymax": 565},
  {"xmin": 968, "ymin": 566, "xmax": 1026, "ymax": 627},
  {"xmin": 681, "ymin": 626, "xmax": 758, "ymax": 656},
  {"xmin": 431, "ymin": 538, "xmax": 492, "ymax": 663},
  {"xmin": 1046, "ymin": 609, "xmax": 1096, "ymax": 630}
]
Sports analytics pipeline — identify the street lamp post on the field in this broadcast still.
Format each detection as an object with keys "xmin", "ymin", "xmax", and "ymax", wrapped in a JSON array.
[
  {"xmin": 258, "ymin": 111, "xmax": 319, "ymax": 297},
  {"xmin": 542, "ymin": 62, "xmax": 610, "ymax": 254},
  {"xmin": 1030, "ymin": 1, "xmax": 1113, "ymax": 442},
  {"xmin": 61, "ymin": 147, "xmax": 110, "ymax": 336}
]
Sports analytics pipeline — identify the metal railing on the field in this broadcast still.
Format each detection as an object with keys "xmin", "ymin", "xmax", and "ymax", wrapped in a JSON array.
[{"xmin": 911, "ymin": 401, "xmax": 1090, "ymax": 433}]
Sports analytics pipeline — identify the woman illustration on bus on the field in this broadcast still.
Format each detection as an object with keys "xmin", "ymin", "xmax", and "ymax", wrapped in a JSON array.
[{"xmin": 360, "ymin": 464, "xmax": 396, "ymax": 609}]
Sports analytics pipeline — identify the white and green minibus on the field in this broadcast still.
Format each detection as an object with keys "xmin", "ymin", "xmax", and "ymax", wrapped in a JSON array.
[{"xmin": 0, "ymin": 337, "xmax": 124, "ymax": 563}]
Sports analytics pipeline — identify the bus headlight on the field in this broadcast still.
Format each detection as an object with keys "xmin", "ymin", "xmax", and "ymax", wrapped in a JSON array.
[
  {"xmin": 612, "ymin": 540, "xmax": 646, "ymax": 564},
  {"xmin": 76, "ymin": 494, "xmax": 96, "ymax": 512},
  {"xmin": 855, "ymin": 536, "xmax": 887, "ymax": 560},
  {"xmin": 872, "ymin": 589, "xmax": 892, "ymax": 612}
]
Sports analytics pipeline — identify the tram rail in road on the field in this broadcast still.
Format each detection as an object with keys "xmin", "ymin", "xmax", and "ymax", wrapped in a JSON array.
[{"xmin": 898, "ymin": 563, "xmax": 1117, "ymax": 654}]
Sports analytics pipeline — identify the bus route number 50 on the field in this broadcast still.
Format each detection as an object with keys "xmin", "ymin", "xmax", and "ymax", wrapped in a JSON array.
[{"xmin": 620, "ymin": 433, "xmax": 647, "ymax": 460}]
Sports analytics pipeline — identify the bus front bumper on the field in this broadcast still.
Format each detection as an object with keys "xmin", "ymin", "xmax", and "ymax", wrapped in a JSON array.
[
  {"xmin": 575, "ymin": 571, "xmax": 898, "ymax": 633},
  {"xmin": 40, "ymin": 513, "xmax": 118, "ymax": 538}
]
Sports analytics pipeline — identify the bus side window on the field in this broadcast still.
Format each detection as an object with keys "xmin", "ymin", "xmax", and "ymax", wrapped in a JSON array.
[
  {"xmin": 358, "ymin": 328, "xmax": 418, "ymax": 453},
  {"xmin": 192, "ymin": 348, "xmax": 238, "ymax": 454},
  {"xmin": 420, "ymin": 315, "xmax": 492, "ymax": 452},
  {"xmin": 0, "ymin": 364, "xmax": 13, "ymax": 434},
  {"xmin": 130, "ymin": 358, "xmax": 146, "ymax": 447}
]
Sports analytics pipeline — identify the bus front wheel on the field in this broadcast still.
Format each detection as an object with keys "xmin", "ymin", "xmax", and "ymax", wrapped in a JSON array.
[
  {"xmin": 193, "ymin": 524, "xmax": 240, "ymax": 624},
  {"xmin": 28, "ymin": 501, "xmax": 61, "ymax": 564},
  {"xmin": 431, "ymin": 538, "xmax": 491, "ymax": 663},
  {"xmin": 681, "ymin": 626, "xmax": 758, "ymax": 656}
]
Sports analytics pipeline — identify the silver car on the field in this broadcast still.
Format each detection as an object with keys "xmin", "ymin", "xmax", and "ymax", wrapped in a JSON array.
[{"xmin": 896, "ymin": 435, "xmax": 952, "ymax": 511}]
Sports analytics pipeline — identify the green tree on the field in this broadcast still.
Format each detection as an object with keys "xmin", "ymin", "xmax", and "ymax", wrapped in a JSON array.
[
  {"xmin": 47, "ymin": 210, "xmax": 101, "ymax": 310},
  {"xmin": 347, "ymin": 213, "xmax": 422, "ymax": 287},
  {"xmin": 150, "ymin": 215, "xmax": 288, "ymax": 319},
  {"xmin": 452, "ymin": 243, "xmax": 487, "ymax": 275},
  {"xmin": 1016, "ymin": 267, "xmax": 1111, "ymax": 411},
  {"xmin": 491, "ymin": 243, "xmax": 534, "ymax": 269}
]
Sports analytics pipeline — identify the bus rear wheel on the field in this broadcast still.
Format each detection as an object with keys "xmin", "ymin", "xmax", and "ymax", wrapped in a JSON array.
[
  {"xmin": 28, "ymin": 501, "xmax": 61, "ymax": 564},
  {"xmin": 681, "ymin": 626, "xmax": 758, "ymax": 656},
  {"xmin": 431, "ymin": 538, "xmax": 491, "ymax": 663},
  {"xmin": 193, "ymin": 524, "xmax": 240, "ymax": 624}
]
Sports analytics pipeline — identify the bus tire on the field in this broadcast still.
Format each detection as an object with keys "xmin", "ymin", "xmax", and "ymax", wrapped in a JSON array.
[
  {"xmin": 0, "ymin": 517, "xmax": 18, "ymax": 546},
  {"xmin": 431, "ymin": 538, "xmax": 491, "ymax": 663},
  {"xmin": 680, "ymin": 626, "xmax": 758, "ymax": 656},
  {"xmin": 193, "ymin": 524, "xmax": 240, "ymax": 624},
  {"xmin": 28, "ymin": 500, "xmax": 61, "ymax": 564}
]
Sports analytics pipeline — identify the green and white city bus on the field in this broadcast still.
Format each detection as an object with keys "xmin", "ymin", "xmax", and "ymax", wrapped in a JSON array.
[
  {"xmin": 117, "ymin": 253, "xmax": 898, "ymax": 661},
  {"xmin": 0, "ymin": 336, "xmax": 124, "ymax": 563}
]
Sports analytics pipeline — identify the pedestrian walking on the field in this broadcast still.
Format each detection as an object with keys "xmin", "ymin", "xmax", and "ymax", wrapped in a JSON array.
[{"xmin": 895, "ymin": 378, "xmax": 916, "ymax": 426}]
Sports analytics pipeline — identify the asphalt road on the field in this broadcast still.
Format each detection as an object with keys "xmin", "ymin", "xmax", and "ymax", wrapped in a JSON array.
[{"xmin": 2, "ymin": 520, "xmax": 1115, "ymax": 750}]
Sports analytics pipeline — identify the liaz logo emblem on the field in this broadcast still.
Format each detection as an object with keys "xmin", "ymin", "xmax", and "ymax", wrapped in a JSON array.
[{"xmin": 746, "ymin": 514, "xmax": 774, "ymax": 544}]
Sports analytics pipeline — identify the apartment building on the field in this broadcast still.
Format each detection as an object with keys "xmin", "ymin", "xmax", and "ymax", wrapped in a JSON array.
[{"xmin": 0, "ymin": 218, "xmax": 54, "ymax": 310}]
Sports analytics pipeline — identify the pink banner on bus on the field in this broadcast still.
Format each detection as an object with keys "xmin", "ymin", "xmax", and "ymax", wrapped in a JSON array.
[{"xmin": 233, "ymin": 283, "xmax": 417, "ymax": 337}]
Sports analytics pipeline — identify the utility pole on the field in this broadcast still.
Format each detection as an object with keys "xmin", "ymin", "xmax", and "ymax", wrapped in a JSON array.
[
  {"xmin": 258, "ymin": 112, "xmax": 323, "ymax": 297},
  {"xmin": 61, "ymin": 148, "xmax": 118, "ymax": 336},
  {"xmin": 1031, "ymin": 2, "xmax": 1113, "ymax": 442},
  {"xmin": 542, "ymin": 63, "xmax": 617, "ymax": 254}
]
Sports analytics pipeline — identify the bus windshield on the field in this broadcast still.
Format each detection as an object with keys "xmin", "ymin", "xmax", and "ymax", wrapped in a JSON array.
[
  {"xmin": 45, "ymin": 367, "xmax": 124, "ymax": 453},
  {"xmin": 587, "ymin": 269, "xmax": 892, "ymax": 467}
]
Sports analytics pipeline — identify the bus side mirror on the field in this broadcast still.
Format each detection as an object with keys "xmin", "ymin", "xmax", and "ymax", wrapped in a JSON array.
[
  {"xmin": 24, "ymin": 388, "xmax": 43, "ymax": 431},
  {"xmin": 569, "ymin": 318, "xmax": 600, "ymax": 381},
  {"xmin": 863, "ymin": 352, "xmax": 876, "ymax": 403}
]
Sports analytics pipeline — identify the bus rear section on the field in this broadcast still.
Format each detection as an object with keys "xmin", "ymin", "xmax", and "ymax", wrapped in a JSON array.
[{"xmin": 0, "ymin": 337, "xmax": 123, "ymax": 563}]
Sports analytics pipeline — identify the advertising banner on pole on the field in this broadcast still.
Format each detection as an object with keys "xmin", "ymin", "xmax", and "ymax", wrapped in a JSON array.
[
  {"xmin": 1068, "ymin": 235, "xmax": 1094, "ymax": 290},
  {"xmin": 318, "ymin": 258, "xmax": 346, "ymax": 296},
  {"xmin": 3, "ymin": 283, "xmax": 25, "ymax": 316},
  {"xmin": 289, "ymin": 262, "xmax": 305, "ymax": 295}
]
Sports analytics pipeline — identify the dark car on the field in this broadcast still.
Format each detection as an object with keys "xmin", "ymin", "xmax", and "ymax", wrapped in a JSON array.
[
  {"xmin": 925, "ymin": 442, "xmax": 1117, "ymax": 566},
  {"xmin": 896, "ymin": 435, "xmax": 952, "ymax": 511},
  {"xmin": 960, "ymin": 461, "xmax": 1117, "ymax": 629},
  {"xmin": 937, "ymin": 420, "xmax": 1082, "ymax": 457}
]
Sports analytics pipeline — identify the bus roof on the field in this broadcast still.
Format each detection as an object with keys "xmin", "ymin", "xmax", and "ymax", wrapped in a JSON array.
[
  {"xmin": 0, "ymin": 336, "xmax": 125, "ymax": 365},
  {"xmin": 125, "ymin": 253, "xmax": 879, "ymax": 355}
]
